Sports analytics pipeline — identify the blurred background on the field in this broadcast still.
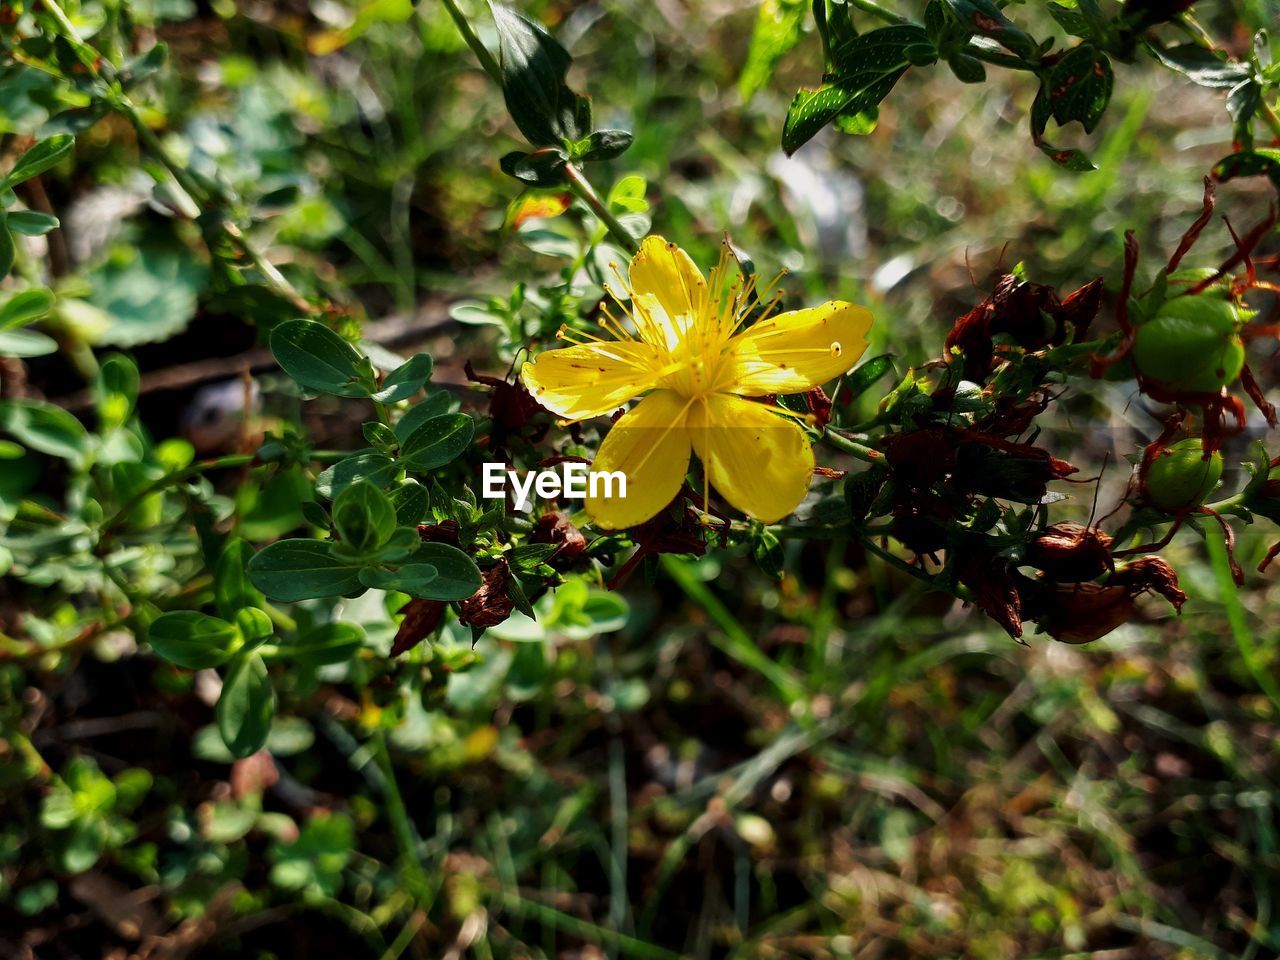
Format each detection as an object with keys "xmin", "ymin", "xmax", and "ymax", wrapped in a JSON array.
[{"xmin": 3, "ymin": 0, "xmax": 1280, "ymax": 957}]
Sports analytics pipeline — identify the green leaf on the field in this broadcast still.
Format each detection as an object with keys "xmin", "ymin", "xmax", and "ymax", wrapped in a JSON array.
[
  {"xmin": 1213, "ymin": 149, "xmax": 1280, "ymax": 190},
  {"xmin": 1046, "ymin": 3, "xmax": 1091, "ymax": 39},
  {"xmin": 361, "ymin": 543, "xmax": 481, "ymax": 600},
  {"xmin": 315, "ymin": 452, "xmax": 399, "ymax": 499},
  {"xmin": 216, "ymin": 653, "xmax": 276, "ymax": 759},
  {"xmin": 0, "ymin": 399, "xmax": 90, "ymax": 465},
  {"xmin": 388, "ymin": 480, "xmax": 429, "ymax": 525},
  {"xmin": 399, "ymin": 413, "xmax": 474, "ymax": 472},
  {"xmin": 0, "ymin": 328, "xmax": 57, "ymax": 358},
  {"xmin": 740, "ymin": 0, "xmax": 809, "ymax": 102},
  {"xmin": 782, "ymin": 25, "xmax": 925, "ymax": 155},
  {"xmin": 942, "ymin": 0, "xmax": 1035, "ymax": 59},
  {"xmin": 359, "ymin": 562, "xmax": 440, "ymax": 595},
  {"xmin": 235, "ymin": 607, "xmax": 274, "ymax": 645},
  {"xmin": 2, "ymin": 135, "xmax": 74, "ymax": 188},
  {"xmin": 332, "ymin": 480, "xmax": 396, "ymax": 554},
  {"xmin": 0, "ymin": 219, "xmax": 12, "ymax": 281},
  {"xmin": 96, "ymin": 353, "xmax": 140, "ymax": 429},
  {"xmin": 574, "ymin": 129, "xmax": 634, "ymax": 162},
  {"xmin": 215, "ymin": 539, "xmax": 265, "ymax": 620},
  {"xmin": 394, "ymin": 392, "xmax": 457, "ymax": 443},
  {"xmin": 85, "ymin": 242, "xmax": 208, "ymax": 347},
  {"xmin": 1029, "ymin": 81, "xmax": 1097, "ymax": 172},
  {"xmin": 500, "ymin": 149, "xmax": 569, "ymax": 186},
  {"xmin": 489, "ymin": 2, "xmax": 588, "ymax": 147},
  {"xmin": 843, "ymin": 354, "xmax": 895, "ymax": 399},
  {"xmin": 5, "ymin": 210, "xmax": 59, "ymax": 236},
  {"xmin": 406, "ymin": 542, "xmax": 483, "ymax": 599},
  {"xmin": 0, "ymin": 289, "xmax": 55, "ymax": 330},
  {"xmin": 363, "ymin": 420, "xmax": 399, "ymax": 452},
  {"xmin": 946, "ymin": 53, "xmax": 986, "ymax": 83},
  {"xmin": 833, "ymin": 105, "xmax": 880, "ymax": 135},
  {"xmin": 270, "ymin": 319, "xmax": 370, "ymax": 397},
  {"xmin": 61, "ymin": 821, "xmax": 105, "ymax": 873},
  {"xmin": 1044, "ymin": 43, "xmax": 1113, "ymax": 134},
  {"xmin": 247, "ymin": 539, "xmax": 366, "ymax": 602},
  {"xmin": 147, "ymin": 611, "xmax": 241, "ymax": 669},
  {"xmin": 1148, "ymin": 43, "xmax": 1251, "ymax": 89},
  {"xmin": 285, "ymin": 622, "xmax": 365, "ymax": 665},
  {"xmin": 371, "ymin": 353, "xmax": 433, "ymax": 403}
]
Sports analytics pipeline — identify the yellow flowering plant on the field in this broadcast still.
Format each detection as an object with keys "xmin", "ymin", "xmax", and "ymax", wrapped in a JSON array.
[{"xmin": 522, "ymin": 236, "xmax": 874, "ymax": 529}]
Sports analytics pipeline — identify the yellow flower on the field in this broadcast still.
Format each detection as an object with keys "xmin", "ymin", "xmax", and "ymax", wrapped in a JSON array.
[{"xmin": 521, "ymin": 236, "xmax": 873, "ymax": 529}]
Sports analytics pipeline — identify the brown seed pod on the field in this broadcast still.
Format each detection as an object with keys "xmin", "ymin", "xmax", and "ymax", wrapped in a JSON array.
[
  {"xmin": 458, "ymin": 559, "xmax": 515, "ymax": 630},
  {"xmin": 1025, "ymin": 522, "xmax": 1114, "ymax": 583},
  {"xmin": 1031, "ymin": 583, "xmax": 1136, "ymax": 645}
]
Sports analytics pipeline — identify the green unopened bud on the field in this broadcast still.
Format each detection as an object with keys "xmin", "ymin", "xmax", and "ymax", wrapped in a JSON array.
[
  {"xmin": 1132, "ymin": 292, "xmax": 1246, "ymax": 394},
  {"xmin": 1145, "ymin": 438, "xmax": 1223, "ymax": 512}
]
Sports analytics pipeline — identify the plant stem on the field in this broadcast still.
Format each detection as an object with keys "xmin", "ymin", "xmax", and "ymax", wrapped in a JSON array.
[
  {"xmin": 1205, "ymin": 532, "xmax": 1280, "ymax": 717},
  {"xmin": 38, "ymin": 0, "xmax": 313, "ymax": 313},
  {"xmin": 821, "ymin": 429, "xmax": 883, "ymax": 463},
  {"xmin": 846, "ymin": 0, "xmax": 907, "ymax": 25},
  {"xmin": 1259, "ymin": 101, "xmax": 1280, "ymax": 143},
  {"xmin": 440, "ymin": 0, "xmax": 502, "ymax": 83},
  {"xmin": 661, "ymin": 556, "xmax": 807, "ymax": 706},
  {"xmin": 99, "ymin": 453, "xmax": 255, "ymax": 539},
  {"xmin": 370, "ymin": 728, "xmax": 430, "ymax": 895},
  {"xmin": 965, "ymin": 42, "xmax": 1040, "ymax": 71},
  {"xmin": 436, "ymin": 0, "xmax": 637, "ymax": 256},
  {"xmin": 565, "ymin": 163, "xmax": 639, "ymax": 255}
]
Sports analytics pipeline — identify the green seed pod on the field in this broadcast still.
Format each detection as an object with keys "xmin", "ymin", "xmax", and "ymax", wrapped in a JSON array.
[
  {"xmin": 1145, "ymin": 438, "xmax": 1223, "ymax": 512},
  {"xmin": 1131, "ymin": 292, "xmax": 1245, "ymax": 394}
]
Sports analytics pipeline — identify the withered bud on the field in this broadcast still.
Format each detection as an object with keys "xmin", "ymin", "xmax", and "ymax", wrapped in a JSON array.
[
  {"xmin": 458, "ymin": 559, "xmax": 515, "ymax": 630},
  {"xmin": 1058, "ymin": 277, "xmax": 1104, "ymax": 341},
  {"xmin": 890, "ymin": 500, "xmax": 950, "ymax": 557},
  {"xmin": 418, "ymin": 519, "xmax": 461, "ymax": 546},
  {"xmin": 805, "ymin": 386, "xmax": 834, "ymax": 429},
  {"xmin": 532, "ymin": 510, "xmax": 588, "ymax": 567},
  {"xmin": 886, "ymin": 429, "xmax": 955, "ymax": 489},
  {"xmin": 953, "ymin": 436, "xmax": 1078, "ymax": 504},
  {"xmin": 391, "ymin": 597, "xmax": 447, "ymax": 656},
  {"xmin": 979, "ymin": 395, "xmax": 1049, "ymax": 439},
  {"xmin": 230, "ymin": 751, "xmax": 279, "ymax": 799},
  {"xmin": 1030, "ymin": 583, "xmax": 1136, "ymax": 645},
  {"xmin": 944, "ymin": 273, "xmax": 1095, "ymax": 380},
  {"xmin": 987, "ymin": 275, "xmax": 1063, "ymax": 351},
  {"xmin": 1026, "ymin": 522, "xmax": 1114, "ymax": 582},
  {"xmin": 954, "ymin": 544, "xmax": 1024, "ymax": 639},
  {"xmin": 1110, "ymin": 557, "xmax": 1188, "ymax": 612},
  {"xmin": 466, "ymin": 361, "xmax": 546, "ymax": 442}
]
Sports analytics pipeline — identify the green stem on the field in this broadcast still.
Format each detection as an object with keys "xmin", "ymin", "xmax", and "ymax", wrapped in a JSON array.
[
  {"xmin": 100, "ymin": 453, "xmax": 255, "ymax": 538},
  {"xmin": 813, "ymin": 0, "xmax": 833, "ymax": 72},
  {"xmin": 846, "ymin": 0, "xmax": 907, "ymax": 25},
  {"xmin": 565, "ymin": 163, "xmax": 639, "ymax": 255},
  {"xmin": 440, "ymin": 0, "xmax": 502, "ymax": 83},
  {"xmin": 371, "ymin": 728, "xmax": 430, "ymax": 895},
  {"xmin": 661, "ymin": 556, "xmax": 807, "ymax": 706},
  {"xmin": 1259, "ymin": 101, "xmax": 1280, "ymax": 143},
  {"xmin": 821, "ymin": 429, "xmax": 883, "ymax": 464},
  {"xmin": 36, "ymin": 0, "xmax": 88, "ymax": 46},
  {"xmin": 1205, "ymin": 532, "xmax": 1280, "ymax": 717},
  {"xmin": 965, "ymin": 42, "xmax": 1040, "ymax": 71}
]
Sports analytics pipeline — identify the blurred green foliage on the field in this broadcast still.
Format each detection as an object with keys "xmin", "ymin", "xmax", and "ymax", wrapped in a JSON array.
[{"xmin": 2, "ymin": 0, "xmax": 1280, "ymax": 957}]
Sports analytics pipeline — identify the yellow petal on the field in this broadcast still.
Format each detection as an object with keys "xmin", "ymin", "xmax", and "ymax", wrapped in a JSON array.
[
  {"xmin": 628, "ymin": 236, "xmax": 706, "ymax": 331},
  {"xmin": 690, "ymin": 394, "xmax": 813, "ymax": 523},
  {"xmin": 521, "ymin": 341, "xmax": 662, "ymax": 421},
  {"xmin": 586, "ymin": 389, "xmax": 693, "ymax": 530},
  {"xmin": 727, "ymin": 301, "xmax": 873, "ymax": 395}
]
